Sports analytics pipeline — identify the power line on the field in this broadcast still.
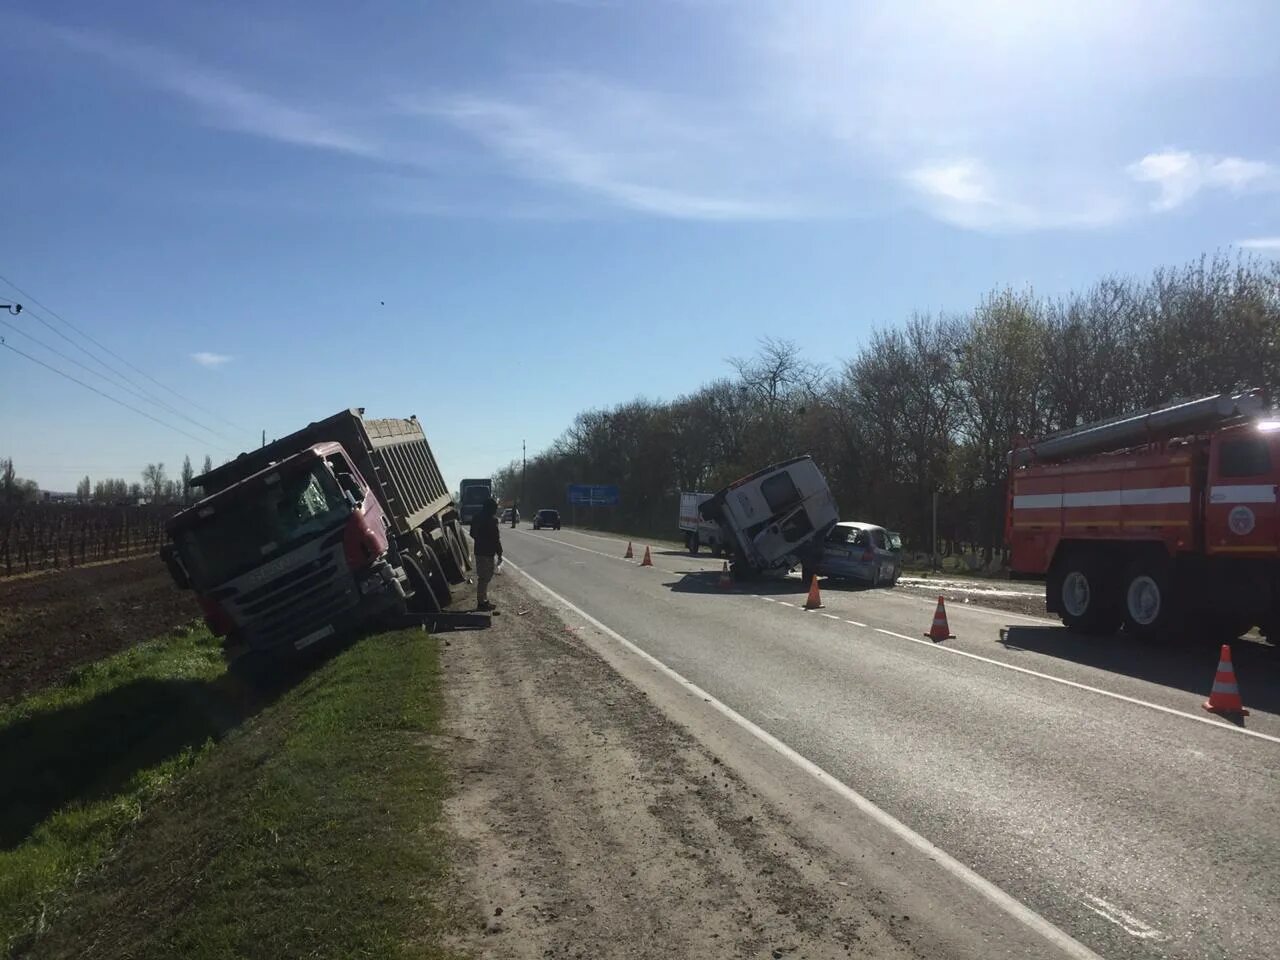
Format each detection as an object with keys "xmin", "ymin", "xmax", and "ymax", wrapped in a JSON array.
[
  {"xmin": 0, "ymin": 272, "xmax": 251, "ymax": 433},
  {"xmin": 2, "ymin": 295, "xmax": 244, "ymax": 445},
  {"xmin": 0, "ymin": 290, "xmax": 239, "ymax": 441},
  {"xmin": 0, "ymin": 339, "xmax": 233, "ymax": 451},
  {"xmin": 0, "ymin": 317, "xmax": 241, "ymax": 445}
]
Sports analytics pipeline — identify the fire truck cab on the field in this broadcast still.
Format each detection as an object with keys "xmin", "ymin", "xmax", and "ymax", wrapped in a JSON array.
[{"xmin": 1007, "ymin": 391, "xmax": 1279, "ymax": 640}]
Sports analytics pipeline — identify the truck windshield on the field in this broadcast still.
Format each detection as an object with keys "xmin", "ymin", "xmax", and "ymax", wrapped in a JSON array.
[
  {"xmin": 175, "ymin": 464, "xmax": 350, "ymax": 587},
  {"xmin": 462, "ymin": 486, "xmax": 491, "ymax": 504}
]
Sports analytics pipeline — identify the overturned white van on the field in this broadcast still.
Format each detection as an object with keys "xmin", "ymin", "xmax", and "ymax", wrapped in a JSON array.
[{"xmin": 697, "ymin": 455, "xmax": 839, "ymax": 579}]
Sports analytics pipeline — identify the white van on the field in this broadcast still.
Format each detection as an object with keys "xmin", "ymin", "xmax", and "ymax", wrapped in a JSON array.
[
  {"xmin": 698, "ymin": 456, "xmax": 839, "ymax": 578},
  {"xmin": 678, "ymin": 491, "xmax": 727, "ymax": 555}
]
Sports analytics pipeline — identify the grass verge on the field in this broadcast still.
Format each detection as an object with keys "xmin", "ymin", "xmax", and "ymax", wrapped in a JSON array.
[
  {"xmin": 3, "ymin": 628, "xmax": 459, "ymax": 960},
  {"xmin": 1, "ymin": 624, "xmax": 227, "ymax": 955}
]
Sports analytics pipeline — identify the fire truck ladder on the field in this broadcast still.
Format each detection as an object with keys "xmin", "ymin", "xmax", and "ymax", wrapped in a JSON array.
[{"xmin": 1009, "ymin": 390, "xmax": 1265, "ymax": 468}]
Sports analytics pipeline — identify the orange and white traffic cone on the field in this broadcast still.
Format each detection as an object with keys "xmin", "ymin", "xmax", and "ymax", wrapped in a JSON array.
[
  {"xmin": 718, "ymin": 562, "xmax": 733, "ymax": 590},
  {"xmin": 924, "ymin": 595, "xmax": 954, "ymax": 641},
  {"xmin": 1203, "ymin": 644, "xmax": 1249, "ymax": 716},
  {"xmin": 640, "ymin": 546, "xmax": 653, "ymax": 567},
  {"xmin": 624, "ymin": 541, "xmax": 634, "ymax": 559},
  {"xmin": 804, "ymin": 574, "xmax": 823, "ymax": 609}
]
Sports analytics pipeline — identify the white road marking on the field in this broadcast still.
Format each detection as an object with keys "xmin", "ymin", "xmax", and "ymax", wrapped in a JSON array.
[
  {"xmin": 759, "ymin": 597, "xmax": 777, "ymax": 603},
  {"xmin": 506, "ymin": 560, "xmax": 1103, "ymax": 960},
  {"xmin": 871, "ymin": 628, "xmax": 1280, "ymax": 745},
  {"xmin": 1079, "ymin": 894, "xmax": 1167, "ymax": 941},
  {"xmin": 515, "ymin": 531, "xmax": 1279, "ymax": 743},
  {"xmin": 821, "ymin": 613, "xmax": 841, "ymax": 620}
]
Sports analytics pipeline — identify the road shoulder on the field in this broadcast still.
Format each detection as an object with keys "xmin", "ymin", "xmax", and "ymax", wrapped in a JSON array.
[{"xmin": 438, "ymin": 574, "xmax": 922, "ymax": 959}]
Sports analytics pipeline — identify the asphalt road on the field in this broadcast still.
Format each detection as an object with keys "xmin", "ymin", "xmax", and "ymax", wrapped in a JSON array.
[{"xmin": 502, "ymin": 525, "xmax": 1280, "ymax": 960}]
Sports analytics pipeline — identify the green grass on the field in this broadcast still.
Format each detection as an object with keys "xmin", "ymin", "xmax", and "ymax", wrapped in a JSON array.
[
  {"xmin": 1, "ymin": 624, "xmax": 228, "ymax": 956},
  {"xmin": 3, "ymin": 628, "xmax": 460, "ymax": 960}
]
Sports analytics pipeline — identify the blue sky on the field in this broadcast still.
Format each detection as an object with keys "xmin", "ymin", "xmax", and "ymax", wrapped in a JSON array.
[{"xmin": 2, "ymin": 0, "xmax": 1279, "ymax": 492}]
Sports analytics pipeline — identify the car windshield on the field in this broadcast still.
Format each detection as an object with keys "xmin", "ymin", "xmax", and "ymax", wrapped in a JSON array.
[
  {"xmin": 175, "ymin": 463, "xmax": 349, "ymax": 587},
  {"xmin": 888, "ymin": 532, "xmax": 903, "ymax": 551}
]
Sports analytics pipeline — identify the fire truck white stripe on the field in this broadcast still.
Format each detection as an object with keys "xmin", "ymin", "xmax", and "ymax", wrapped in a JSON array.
[
  {"xmin": 1012, "ymin": 493, "xmax": 1063, "ymax": 509},
  {"xmin": 1209, "ymin": 484, "xmax": 1276, "ymax": 504},
  {"xmin": 1013, "ymin": 486, "xmax": 1191, "ymax": 510}
]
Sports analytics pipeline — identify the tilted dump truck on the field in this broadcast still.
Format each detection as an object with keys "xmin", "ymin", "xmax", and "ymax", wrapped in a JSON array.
[
  {"xmin": 1007, "ymin": 390, "xmax": 1280, "ymax": 640},
  {"xmin": 698, "ymin": 455, "xmax": 839, "ymax": 580},
  {"xmin": 162, "ymin": 409, "xmax": 471, "ymax": 659}
]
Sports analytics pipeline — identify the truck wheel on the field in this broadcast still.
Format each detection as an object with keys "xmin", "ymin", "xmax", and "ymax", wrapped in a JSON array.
[
  {"xmin": 1052, "ymin": 555, "xmax": 1120, "ymax": 634},
  {"xmin": 440, "ymin": 530, "xmax": 466, "ymax": 584},
  {"xmin": 421, "ymin": 547, "xmax": 452, "ymax": 608},
  {"xmin": 1121, "ymin": 557, "xmax": 1175, "ymax": 640},
  {"xmin": 403, "ymin": 555, "xmax": 442, "ymax": 615}
]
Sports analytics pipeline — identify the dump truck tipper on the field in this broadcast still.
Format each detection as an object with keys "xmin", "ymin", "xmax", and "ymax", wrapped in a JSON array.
[
  {"xmin": 163, "ymin": 409, "xmax": 471, "ymax": 658},
  {"xmin": 1007, "ymin": 390, "xmax": 1280, "ymax": 639}
]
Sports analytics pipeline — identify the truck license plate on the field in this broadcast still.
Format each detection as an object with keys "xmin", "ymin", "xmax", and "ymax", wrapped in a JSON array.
[{"xmin": 295, "ymin": 625, "xmax": 335, "ymax": 650}]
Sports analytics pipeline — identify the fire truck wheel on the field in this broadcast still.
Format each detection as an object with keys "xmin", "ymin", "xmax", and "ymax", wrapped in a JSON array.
[
  {"xmin": 1053, "ymin": 555, "xmax": 1120, "ymax": 634},
  {"xmin": 1121, "ymin": 557, "xmax": 1175, "ymax": 639}
]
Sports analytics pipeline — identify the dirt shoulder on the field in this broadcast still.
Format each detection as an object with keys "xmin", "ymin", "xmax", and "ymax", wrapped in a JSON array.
[
  {"xmin": 0, "ymin": 557, "xmax": 196, "ymax": 705},
  {"xmin": 437, "ymin": 574, "xmax": 919, "ymax": 959}
]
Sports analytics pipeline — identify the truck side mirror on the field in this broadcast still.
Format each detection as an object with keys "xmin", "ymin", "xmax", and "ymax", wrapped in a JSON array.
[{"xmin": 160, "ymin": 544, "xmax": 191, "ymax": 590}]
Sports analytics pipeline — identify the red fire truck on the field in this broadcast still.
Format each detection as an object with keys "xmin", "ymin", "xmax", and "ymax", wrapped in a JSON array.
[{"xmin": 1007, "ymin": 391, "xmax": 1279, "ymax": 640}]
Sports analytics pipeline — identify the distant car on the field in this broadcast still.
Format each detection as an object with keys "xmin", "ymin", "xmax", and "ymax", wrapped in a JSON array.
[
  {"xmin": 500, "ymin": 508, "xmax": 519, "ymax": 524},
  {"xmin": 815, "ymin": 522, "xmax": 902, "ymax": 586},
  {"xmin": 533, "ymin": 508, "xmax": 561, "ymax": 530}
]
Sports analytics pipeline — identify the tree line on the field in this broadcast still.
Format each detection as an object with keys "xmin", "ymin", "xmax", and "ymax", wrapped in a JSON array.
[
  {"xmin": 494, "ymin": 253, "xmax": 1280, "ymax": 561},
  {"xmin": 1, "ymin": 454, "xmax": 216, "ymax": 506}
]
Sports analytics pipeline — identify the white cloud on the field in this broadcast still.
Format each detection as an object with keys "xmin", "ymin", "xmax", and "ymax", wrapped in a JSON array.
[
  {"xmin": 1239, "ymin": 237, "xmax": 1280, "ymax": 250},
  {"xmin": 904, "ymin": 159, "xmax": 1128, "ymax": 232},
  {"xmin": 1128, "ymin": 151, "xmax": 1277, "ymax": 211},
  {"xmin": 26, "ymin": 20, "xmax": 378, "ymax": 158},
  {"xmin": 404, "ymin": 79, "xmax": 800, "ymax": 221},
  {"xmin": 191, "ymin": 352, "xmax": 232, "ymax": 368}
]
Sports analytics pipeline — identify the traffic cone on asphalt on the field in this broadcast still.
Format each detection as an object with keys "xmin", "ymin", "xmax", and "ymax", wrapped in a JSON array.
[
  {"xmin": 1203, "ymin": 644, "xmax": 1249, "ymax": 716},
  {"xmin": 924, "ymin": 596, "xmax": 955, "ymax": 641},
  {"xmin": 718, "ymin": 562, "xmax": 733, "ymax": 590},
  {"xmin": 804, "ymin": 575, "xmax": 823, "ymax": 610},
  {"xmin": 640, "ymin": 546, "xmax": 653, "ymax": 567},
  {"xmin": 624, "ymin": 541, "xmax": 634, "ymax": 559}
]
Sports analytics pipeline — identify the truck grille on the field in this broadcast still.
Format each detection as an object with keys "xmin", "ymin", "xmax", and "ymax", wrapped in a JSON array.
[{"xmin": 226, "ymin": 549, "xmax": 357, "ymax": 650}]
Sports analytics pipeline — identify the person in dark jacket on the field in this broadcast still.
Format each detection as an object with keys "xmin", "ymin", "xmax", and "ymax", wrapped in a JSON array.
[{"xmin": 469, "ymin": 497, "xmax": 502, "ymax": 612}]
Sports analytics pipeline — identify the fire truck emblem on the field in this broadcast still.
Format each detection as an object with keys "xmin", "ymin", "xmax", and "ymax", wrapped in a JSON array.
[{"xmin": 1228, "ymin": 505, "xmax": 1256, "ymax": 536}]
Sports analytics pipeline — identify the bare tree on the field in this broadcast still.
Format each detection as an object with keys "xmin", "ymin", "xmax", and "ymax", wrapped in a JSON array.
[
  {"xmin": 76, "ymin": 475, "xmax": 92, "ymax": 501},
  {"xmin": 141, "ymin": 463, "xmax": 167, "ymax": 502},
  {"xmin": 181, "ymin": 455, "xmax": 194, "ymax": 504}
]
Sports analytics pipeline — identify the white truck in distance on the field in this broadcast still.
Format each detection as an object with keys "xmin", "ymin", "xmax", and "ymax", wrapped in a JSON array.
[
  {"xmin": 697, "ymin": 455, "xmax": 839, "ymax": 580},
  {"xmin": 679, "ymin": 492, "xmax": 728, "ymax": 555}
]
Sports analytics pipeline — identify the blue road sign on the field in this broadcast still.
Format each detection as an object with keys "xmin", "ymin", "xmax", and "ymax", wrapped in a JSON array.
[{"xmin": 567, "ymin": 483, "xmax": 620, "ymax": 506}]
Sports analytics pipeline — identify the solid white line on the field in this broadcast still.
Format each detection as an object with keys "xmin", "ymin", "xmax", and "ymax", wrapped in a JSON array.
[
  {"xmin": 844, "ymin": 619, "xmax": 867, "ymax": 627},
  {"xmin": 821, "ymin": 613, "xmax": 841, "ymax": 620},
  {"xmin": 871, "ymin": 629, "xmax": 1280, "ymax": 745},
  {"xmin": 506, "ymin": 559, "xmax": 1102, "ymax": 960}
]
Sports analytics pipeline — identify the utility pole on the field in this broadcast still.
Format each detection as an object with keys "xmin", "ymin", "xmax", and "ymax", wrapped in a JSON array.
[
  {"xmin": 261, "ymin": 429, "xmax": 266, "ymax": 449},
  {"xmin": 932, "ymin": 489, "xmax": 939, "ymax": 572}
]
